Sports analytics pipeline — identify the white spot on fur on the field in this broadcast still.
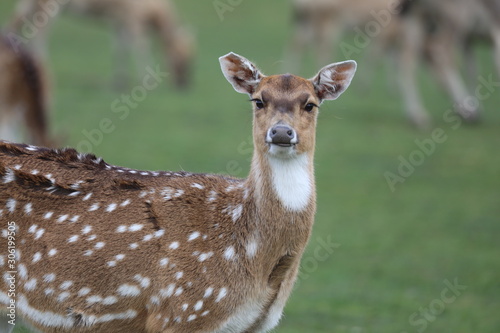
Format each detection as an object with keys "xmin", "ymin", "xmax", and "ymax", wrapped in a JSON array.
[
  {"xmin": 201, "ymin": 310, "xmax": 210, "ymax": 316},
  {"xmin": 198, "ymin": 252, "xmax": 213, "ymax": 262},
  {"xmin": 24, "ymin": 203, "xmax": 33, "ymax": 215},
  {"xmin": 159, "ymin": 258, "xmax": 169, "ymax": 266},
  {"xmin": 267, "ymin": 154, "xmax": 312, "ymax": 211},
  {"xmin": 68, "ymin": 235, "xmax": 79, "ymax": 243},
  {"xmin": 191, "ymin": 183, "xmax": 204, "ymax": 189},
  {"xmin": 187, "ymin": 314, "xmax": 197, "ymax": 322},
  {"xmin": 34, "ymin": 229, "xmax": 45, "ymax": 240},
  {"xmin": 88, "ymin": 203, "xmax": 100, "ymax": 212},
  {"xmin": 70, "ymin": 215, "xmax": 80, "ymax": 223},
  {"xmin": 58, "ymin": 292, "xmax": 70, "ymax": 302},
  {"xmin": 48, "ymin": 249, "xmax": 57, "ymax": 257},
  {"xmin": 95, "ymin": 242, "xmax": 105, "ymax": 249},
  {"xmin": 169, "ymin": 241, "xmax": 179, "ymax": 250},
  {"xmin": 82, "ymin": 226, "xmax": 92, "ymax": 234},
  {"xmin": 117, "ymin": 284, "xmax": 141, "ymax": 297},
  {"xmin": 32, "ymin": 252, "xmax": 42, "ymax": 263},
  {"xmin": 160, "ymin": 284, "xmax": 175, "ymax": 298},
  {"xmin": 106, "ymin": 203, "xmax": 117, "ymax": 212},
  {"xmin": 2, "ymin": 169, "xmax": 15, "ymax": 183},
  {"xmin": 57, "ymin": 214, "xmax": 68, "ymax": 223},
  {"xmin": 174, "ymin": 287, "xmax": 183, "ymax": 296},
  {"xmin": 207, "ymin": 190, "xmax": 218, "ymax": 202},
  {"xmin": 224, "ymin": 246, "xmax": 237, "ymax": 261},
  {"xmin": 143, "ymin": 234, "xmax": 153, "ymax": 242},
  {"xmin": 59, "ymin": 281, "xmax": 73, "ymax": 290},
  {"xmin": 120, "ymin": 199, "xmax": 131, "ymax": 207},
  {"xmin": 44, "ymin": 212, "xmax": 53, "ymax": 219},
  {"xmin": 246, "ymin": 238, "xmax": 259, "ymax": 258},
  {"xmin": 188, "ymin": 232, "xmax": 200, "ymax": 241},
  {"xmin": 129, "ymin": 224, "xmax": 143, "ymax": 232},
  {"xmin": 102, "ymin": 296, "xmax": 118, "ymax": 305},
  {"xmin": 129, "ymin": 243, "xmax": 139, "ymax": 249},
  {"xmin": 175, "ymin": 272, "xmax": 183, "ymax": 280},
  {"xmin": 43, "ymin": 273, "xmax": 56, "ymax": 283},
  {"xmin": 215, "ymin": 288, "xmax": 227, "ymax": 302},
  {"xmin": 78, "ymin": 287, "xmax": 91, "ymax": 297},
  {"xmin": 84, "ymin": 250, "xmax": 94, "ymax": 256},
  {"xmin": 134, "ymin": 275, "xmax": 151, "ymax": 289},
  {"xmin": 24, "ymin": 278, "xmax": 37, "ymax": 291},
  {"xmin": 116, "ymin": 225, "xmax": 127, "ymax": 233},
  {"xmin": 182, "ymin": 303, "xmax": 188, "ymax": 311},
  {"xmin": 204, "ymin": 287, "xmax": 214, "ymax": 298},
  {"xmin": 86, "ymin": 295, "xmax": 103, "ymax": 304},
  {"xmin": 6, "ymin": 199, "xmax": 16, "ymax": 213},
  {"xmin": 82, "ymin": 193, "xmax": 93, "ymax": 201},
  {"xmin": 155, "ymin": 229, "xmax": 165, "ymax": 238},
  {"xmin": 150, "ymin": 296, "xmax": 160, "ymax": 305},
  {"xmin": 44, "ymin": 288, "xmax": 54, "ymax": 296},
  {"xmin": 194, "ymin": 300, "xmax": 203, "ymax": 311}
]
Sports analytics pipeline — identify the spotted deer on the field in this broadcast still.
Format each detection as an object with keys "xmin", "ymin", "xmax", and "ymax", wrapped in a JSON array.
[
  {"xmin": 0, "ymin": 53, "xmax": 357, "ymax": 333},
  {"xmin": 0, "ymin": 32, "xmax": 51, "ymax": 147},
  {"xmin": 10, "ymin": 0, "xmax": 194, "ymax": 89}
]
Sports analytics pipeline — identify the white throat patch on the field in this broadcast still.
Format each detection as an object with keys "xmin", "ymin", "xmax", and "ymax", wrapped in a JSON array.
[{"xmin": 268, "ymin": 154, "xmax": 312, "ymax": 212}]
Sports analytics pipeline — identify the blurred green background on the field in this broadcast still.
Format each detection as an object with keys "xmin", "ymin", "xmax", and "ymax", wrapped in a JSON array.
[{"xmin": 1, "ymin": 0, "xmax": 499, "ymax": 332}]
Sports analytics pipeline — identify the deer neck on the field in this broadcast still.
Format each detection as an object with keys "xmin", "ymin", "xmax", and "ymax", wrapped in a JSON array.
[{"xmin": 247, "ymin": 149, "xmax": 316, "ymax": 224}]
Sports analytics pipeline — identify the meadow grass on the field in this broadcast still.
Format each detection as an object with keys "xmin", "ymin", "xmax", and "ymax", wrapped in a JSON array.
[{"xmin": 1, "ymin": 1, "xmax": 499, "ymax": 332}]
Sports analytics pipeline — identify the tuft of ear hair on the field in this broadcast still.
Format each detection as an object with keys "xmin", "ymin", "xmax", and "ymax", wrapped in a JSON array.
[
  {"xmin": 310, "ymin": 60, "xmax": 357, "ymax": 102},
  {"xmin": 219, "ymin": 52, "xmax": 265, "ymax": 95}
]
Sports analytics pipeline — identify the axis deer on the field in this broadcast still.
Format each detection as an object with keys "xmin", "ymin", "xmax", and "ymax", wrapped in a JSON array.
[
  {"xmin": 394, "ymin": 0, "xmax": 500, "ymax": 127},
  {"xmin": 10, "ymin": 0, "xmax": 194, "ymax": 89},
  {"xmin": 0, "ymin": 53, "xmax": 357, "ymax": 332},
  {"xmin": 0, "ymin": 32, "xmax": 51, "ymax": 147},
  {"xmin": 287, "ymin": 0, "xmax": 500, "ymax": 128}
]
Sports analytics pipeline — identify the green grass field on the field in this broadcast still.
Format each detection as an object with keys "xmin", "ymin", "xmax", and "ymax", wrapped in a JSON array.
[{"xmin": 1, "ymin": 1, "xmax": 500, "ymax": 332}]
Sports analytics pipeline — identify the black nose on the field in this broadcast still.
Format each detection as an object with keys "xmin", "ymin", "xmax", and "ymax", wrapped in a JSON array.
[{"xmin": 269, "ymin": 125, "xmax": 296, "ymax": 146}]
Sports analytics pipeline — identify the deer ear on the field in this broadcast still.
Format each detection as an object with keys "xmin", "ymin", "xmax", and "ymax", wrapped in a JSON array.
[
  {"xmin": 219, "ymin": 52, "xmax": 264, "ymax": 95},
  {"xmin": 310, "ymin": 60, "xmax": 357, "ymax": 101}
]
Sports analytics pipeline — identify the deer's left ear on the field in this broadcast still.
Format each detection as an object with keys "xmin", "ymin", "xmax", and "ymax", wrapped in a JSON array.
[
  {"xmin": 310, "ymin": 60, "xmax": 357, "ymax": 101},
  {"xmin": 219, "ymin": 52, "xmax": 264, "ymax": 95}
]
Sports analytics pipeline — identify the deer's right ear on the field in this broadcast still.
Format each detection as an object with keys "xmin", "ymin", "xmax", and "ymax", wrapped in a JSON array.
[{"xmin": 219, "ymin": 52, "xmax": 264, "ymax": 95}]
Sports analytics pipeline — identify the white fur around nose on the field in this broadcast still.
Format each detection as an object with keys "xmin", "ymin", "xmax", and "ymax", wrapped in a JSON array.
[{"xmin": 268, "ymin": 154, "xmax": 312, "ymax": 212}]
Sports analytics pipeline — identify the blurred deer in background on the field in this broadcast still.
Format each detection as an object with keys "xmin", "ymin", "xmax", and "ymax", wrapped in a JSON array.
[
  {"xmin": 286, "ymin": 0, "xmax": 394, "ymax": 73},
  {"xmin": 0, "ymin": 53, "xmax": 356, "ymax": 332},
  {"xmin": 287, "ymin": 0, "xmax": 500, "ymax": 129},
  {"xmin": 10, "ymin": 0, "xmax": 195, "ymax": 89},
  {"xmin": 0, "ymin": 33, "xmax": 52, "ymax": 147},
  {"xmin": 395, "ymin": 0, "xmax": 500, "ymax": 128}
]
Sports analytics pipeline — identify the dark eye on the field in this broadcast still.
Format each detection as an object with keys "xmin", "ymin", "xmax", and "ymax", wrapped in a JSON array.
[
  {"xmin": 252, "ymin": 99, "xmax": 265, "ymax": 109},
  {"xmin": 304, "ymin": 103, "xmax": 317, "ymax": 112}
]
